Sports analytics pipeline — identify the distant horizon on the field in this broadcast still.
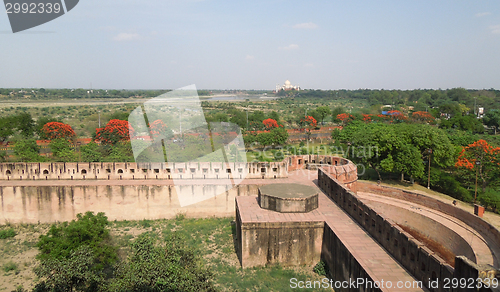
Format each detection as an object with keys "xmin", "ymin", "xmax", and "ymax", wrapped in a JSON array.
[{"xmin": 2, "ymin": 87, "xmax": 500, "ymax": 92}]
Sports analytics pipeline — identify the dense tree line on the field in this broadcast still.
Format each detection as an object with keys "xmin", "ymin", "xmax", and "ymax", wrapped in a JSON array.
[{"xmin": 333, "ymin": 121, "xmax": 500, "ymax": 213}]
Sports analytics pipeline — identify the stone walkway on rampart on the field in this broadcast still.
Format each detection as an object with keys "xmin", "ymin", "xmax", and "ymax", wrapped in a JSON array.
[
  {"xmin": 237, "ymin": 178, "xmax": 427, "ymax": 292},
  {"xmin": 0, "ymin": 169, "xmax": 317, "ymax": 187}
]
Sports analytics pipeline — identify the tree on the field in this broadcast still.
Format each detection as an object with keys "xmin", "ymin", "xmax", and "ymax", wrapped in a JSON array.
[
  {"xmin": 411, "ymin": 111, "xmax": 435, "ymax": 124},
  {"xmin": 0, "ymin": 116, "xmax": 15, "ymax": 142},
  {"xmin": 103, "ymin": 141, "xmax": 134, "ymax": 162},
  {"xmin": 94, "ymin": 119, "xmax": 134, "ymax": 145},
  {"xmin": 34, "ymin": 246, "xmax": 105, "ymax": 292},
  {"xmin": 385, "ymin": 110, "xmax": 407, "ymax": 123},
  {"xmin": 37, "ymin": 212, "xmax": 117, "ymax": 267},
  {"xmin": 257, "ymin": 132, "xmax": 274, "ymax": 147},
  {"xmin": 315, "ymin": 106, "xmax": 331, "ymax": 125},
  {"xmin": 109, "ymin": 233, "xmax": 217, "ymax": 292},
  {"xmin": 148, "ymin": 119, "xmax": 172, "ymax": 139},
  {"xmin": 336, "ymin": 113, "xmax": 355, "ymax": 125},
  {"xmin": 484, "ymin": 109, "xmax": 500, "ymax": 135},
  {"xmin": 35, "ymin": 212, "xmax": 116, "ymax": 292},
  {"xmin": 262, "ymin": 118, "xmax": 279, "ymax": 130},
  {"xmin": 35, "ymin": 117, "xmax": 62, "ymax": 138},
  {"xmin": 440, "ymin": 114, "xmax": 484, "ymax": 133},
  {"xmin": 13, "ymin": 112, "xmax": 35, "ymax": 137},
  {"xmin": 301, "ymin": 116, "xmax": 317, "ymax": 129},
  {"xmin": 331, "ymin": 106, "xmax": 345, "ymax": 119},
  {"xmin": 80, "ymin": 142, "xmax": 103, "ymax": 162},
  {"xmin": 270, "ymin": 127, "xmax": 289, "ymax": 146},
  {"xmin": 13, "ymin": 138, "xmax": 42, "ymax": 162},
  {"xmin": 269, "ymin": 111, "xmax": 280, "ymax": 122},
  {"xmin": 341, "ymin": 122, "xmax": 454, "ymax": 181},
  {"xmin": 362, "ymin": 114, "xmax": 373, "ymax": 123},
  {"xmin": 455, "ymin": 140, "xmax": 500, "ymax": 192},
  {"xmin": 41, "ymin": 122, "xmax": 76, "ymax": 141},
  {"xmin": 50, "ymin": 138, "xmax": 76, "ymax": 162}
]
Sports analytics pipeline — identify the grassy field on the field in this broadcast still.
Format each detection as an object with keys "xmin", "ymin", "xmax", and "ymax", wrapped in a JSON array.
[{"xmin": 0, "ymin": 216, "xmax": 327, "ymax": 292}]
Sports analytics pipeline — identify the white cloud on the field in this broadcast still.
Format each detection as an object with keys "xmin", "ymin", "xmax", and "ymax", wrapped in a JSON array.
[
  {"xmin": 245, "ymin": 55, "xmax": 255, "ymax": 60},
  {"xmin": 292, "ymin": 22, "xmax": 318, "ymax": 29},
  {"xmin": 490, "ymin": 25, "xmax": 500, "ymax": 34},
  {"xmin": 475, "ymin": 12, "xmax": 491, "ymax": 17},
  {"xmin": 304, "ymin": 63, "xmax": 314, "ymax": 67},
  {"xmin": 113, "ymin": 33, "xmax": 141, "ymax": 42},
  {"xmin": 279, "ymin": 44, "xmax": 299, "ymax": 50}
]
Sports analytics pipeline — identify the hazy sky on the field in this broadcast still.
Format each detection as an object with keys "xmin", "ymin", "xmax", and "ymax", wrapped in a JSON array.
[{"xmin": 1, "ymin": 0, "xmax": 500, "ymax": 90}]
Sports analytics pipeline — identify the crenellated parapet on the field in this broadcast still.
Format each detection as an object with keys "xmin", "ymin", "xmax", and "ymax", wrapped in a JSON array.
[{"xmin": 0, "ymin": 155, "xmax": 357, "ymax": 182}]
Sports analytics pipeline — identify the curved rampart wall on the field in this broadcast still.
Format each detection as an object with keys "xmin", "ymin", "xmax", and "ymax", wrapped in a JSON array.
[
  {"xmin": 319, "ymin": 168, "xmax": 500, "ymax": 291},
  {"xmin": 287, "ymin": 155, "xmax": 358, "ymax": 190},
  {"xmin": 357, "ymin": 182, "xmax": 500, "ymax": 266},
  {"xmin": 364, "ymin": 199, "xmax": 477, "ymax": 264}
]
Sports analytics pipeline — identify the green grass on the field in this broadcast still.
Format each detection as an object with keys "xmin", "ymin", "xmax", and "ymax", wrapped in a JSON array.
[
  {"xmin": 3, "ymin": 261, "xmax": 17, "ymax": 273},
  {"xmin": 0, "ymin": 228, "xmax": 16, "ymax": 239},
  {"xmin": 110, "ymin": 217, "xmax": 327, "ymax": 291}
]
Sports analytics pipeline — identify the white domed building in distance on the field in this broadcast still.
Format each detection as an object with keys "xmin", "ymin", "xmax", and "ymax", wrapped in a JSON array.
[{"xmin": 275, "ymin": 80, "xmax": 300, "ymax": 92}]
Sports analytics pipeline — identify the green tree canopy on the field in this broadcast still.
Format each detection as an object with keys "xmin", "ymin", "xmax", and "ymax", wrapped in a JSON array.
[
  {"xmin": 13, "ymin": 138, "xmax": 43, "ymax": 162},
  {"xmin": 109, "ymin": 233, "xmax": 216, "ymax": 292}
]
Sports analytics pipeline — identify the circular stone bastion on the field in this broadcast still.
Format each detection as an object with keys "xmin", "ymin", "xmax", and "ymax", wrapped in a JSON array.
[{"xmin": 258, "ymin": 183, "xmax": 318, "ymax": 213}]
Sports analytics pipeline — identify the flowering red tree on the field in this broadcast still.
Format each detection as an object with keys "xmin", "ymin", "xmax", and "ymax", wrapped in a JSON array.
[
  {"xmin": 94, "ymin": 119, "xmax": 134, "ymax": 145},
  {"xmin": 301, "ymin": 116, "xmax": 317, "ymax": 128},
  {"xmin": 362, "ymin": 114, "xmax": 373, "ymax": 122},
  {"xmin": 412, "ymin": 111, "xmax": 435, "ymax": 123},
  {"xmin": 262, "ymin": 118, "xmax": 279, "ymax": 130},
  {"xmin": 455, "ymin": 140, "xmax": 500, "ymax": 191},
  {"xmin": 337, "ymin": 113, "xmax": 355, "ymax": 125},
  {"xmin": 386, "ymin": 110, "xmax": 407, "ymax": 123},
  {"xmin": 41, "ymin": 122, "xmax": 76, "ymax": 140},
  {"xmin": 149, "ymin": 120, "xmax": 169, "ymax": 139}
]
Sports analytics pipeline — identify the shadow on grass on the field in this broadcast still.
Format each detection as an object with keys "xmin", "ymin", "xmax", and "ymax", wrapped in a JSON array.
[{"xmin": 230, "ymin": 220, "xmax": 242, "ymax": 267}]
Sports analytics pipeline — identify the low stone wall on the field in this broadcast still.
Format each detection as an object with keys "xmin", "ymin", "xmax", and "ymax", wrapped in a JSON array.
[
  {"xmin": 363, "ymin": 199, "xmax": 476, "ymax": 264},
  {"xmin": 357, "ymin": 182, "xmax": 500, "ymax": 263},
  {"xmin": 0, "ymin": 184, "xmax": 259, "ymax": 224},
  {"xmin": 319, "ymin": 169, "xmax": 500, "ymax": 292},
  {"xmin": 321, "ymin": 224, "xmax": 382, "ymax": 292},
  {"xmin": 319, "ymin": 169, "xmax": 454, "ymax": 291}
]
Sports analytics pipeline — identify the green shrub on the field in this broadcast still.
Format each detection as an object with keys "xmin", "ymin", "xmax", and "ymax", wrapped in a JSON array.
[
  {"xmin": 3, "ymin": 261, "xmax": 17, "ymax": 272},
  {"xmin": 36, "ymin": 211, "xmax": 117, "ymax": 268},
  {"xmin": 109, "ymin": 232, "xmax": 217, "ymax": 292},
  {"xmin": 0, "ymin": 228, "xmax": 16, "ymax": 239},
  {"xmin": 428, "ymin": 169, "xmax": 473, "ymax": 203},
  {"xmin": 313, "ymin": 261, "xmax": 329, "ymax": 276}
]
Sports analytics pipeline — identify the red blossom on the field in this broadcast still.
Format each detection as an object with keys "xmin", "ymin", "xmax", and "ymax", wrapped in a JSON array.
[
  {"xmin": 94, "ymin": 119, "xmax": 134, "ymax": 145},
  {"xmin": 42, "ymin": 122, "xmax": 76, "ymax": 140},
  {"xmin": 262, "ymin": 118, "xmax": 279, "ymax": 130},
  {"xmin": 301, "ymin": 116, "xmax": 317, "ymax": 128},
  {"xmin": 412, "ymin": 111, "xmax": 435, "ymax": 123},
  {"xmin": 148, "ymin": 120, "xmax": 169, "ymax": 139},
  {"xmin": 362, "ymin": 114, "xmax": 373, "ymax": 122},
  {"xmin": 455, "ymin": 140, "xmax": 500, "ymax": 170}
]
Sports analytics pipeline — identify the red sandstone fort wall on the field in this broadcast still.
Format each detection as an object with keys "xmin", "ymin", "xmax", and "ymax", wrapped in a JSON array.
[{"xmin": 318, "ymin": 169, "xmax": 499, "ymax": 292}]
